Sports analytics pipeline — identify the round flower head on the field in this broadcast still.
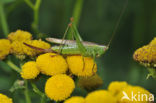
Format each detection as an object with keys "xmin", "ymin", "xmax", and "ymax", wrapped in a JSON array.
[
  {"xmin": 64, "ymin": 96, "xmax": 85, "ymax": 103},
  {"xmin": 24, "ymin": 39, "xmax": 51, "ymax": 56},
  {"xmin": 108, "ymin": 81, "xmax": 128, "ymax": 96},
  {"xmin": 0, "ymin": 39, "xmax": 11, "ymax": 60},
  {"xmin": 117, "ymin": 86, "xmax": 152, "ymax": 103},
  {"xmin": 36, "ymin": 53, "xmax": 68, "ymax": 76},
  {"xmin": 45, "ymin": 74, "xmax": 75, "ymax": 101},
  {"xmin": 66, "ymin": 55, "xmax": 97, "ymax": 77},
  {"xmin": 21, "ymin": 61, "xmax": 40, "ymax": 79},
  {"xmin": 0, "ymin": 93, "xmax": 13, "ymax": 103},
  {"xmin": 8, "ymin": 30, "xmax": 32, "ymax": 42},
  {"xmin": 133, "ymin": 45, "xmax": 156, "ymax": 68},
  {"xmin": 85, "ymin": 90, "xmax": 117, "ymax": 103},
  {"xmin": 149, "ymin": 37, "xmax": 156, "ymax": 46},
  {"xmin": 78, "ymin": 74, "xmax": 103, "ymax": 91}
]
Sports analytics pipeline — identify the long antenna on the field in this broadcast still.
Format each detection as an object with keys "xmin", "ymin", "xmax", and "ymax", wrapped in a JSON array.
[{"xmin": 107, "ymin": 0, "xmax": 128, "ymax": 47}]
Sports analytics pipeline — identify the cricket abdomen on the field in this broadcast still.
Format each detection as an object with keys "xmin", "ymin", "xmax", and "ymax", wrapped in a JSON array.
[
  {"xmin": 51, "ymin": 45, "xmax": 94, "ymax": 56},
  {"xmin": 51, "ymin": 45, "xmax": 108, "ymax": 57},
  {"xmin": 51, "ymin": 45, "xmax": 82, "ymax": 55}
]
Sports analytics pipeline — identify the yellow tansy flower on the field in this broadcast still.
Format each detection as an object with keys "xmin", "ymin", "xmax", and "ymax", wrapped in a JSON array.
[
  {"xmin": 85, "ymin": 90, "xmax": 117, "ymax": 103},
  {"xmin": 0, "ymin": 93, "xmax": 13, "ymax": 103},
  {"xmin": 117, "ymin": 86, "xmax": 153, "ymax": 103},
  {"xmin": 149, "ymin": 37, "xmax": 156, "ymax": 45},
  {"xmin": 45, "ymin": 74, "xmax": 75, "ymax": 101},
  {"xmin": 0, "ymin": 39, "xmax": 11, "ymax": 60},
  {"xmin": 133, "ymin": 45, "xmax": 156, "ymax": 68},
  {"xmin": 36, "ymin": 53, "xmax": 68, "ymax": 76},
  {"xmin": 24, "ymin": 39, "xmax": 51, "ymax": 56},
  {"xmin": 66, "ymin": 55, "xmax": 97, "ymax": 77},
  {"xmin": 21, "ymin": 61, "xmax": 40, "ymax": 79},
  {"xmin": 8, "ymin": 30, "xmax": 32, "ymax": 42},
  {"xmin": 64, "ymin": 96, "xmax": 85, "ymax": 103},
  {"xmin": 10, "ymin": 41, "xmax": 25, "ymax": 55},
  {"xmin": 78, "ymin": 74, "xmax": 103, "ymax": 91},
  {"xmin": 108, "ymin": 81, "xmax": 128, "ymax": 96}
]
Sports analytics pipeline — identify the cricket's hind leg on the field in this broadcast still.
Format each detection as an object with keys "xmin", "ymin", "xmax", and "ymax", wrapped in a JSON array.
[
  {"xmin": 82, "ymin": 56, "xmax": 86, "ymax": 72},
  {"xmin": 81, "ymin": 55, "xmax": 96, "ymax": 75},
  {"xmin": 91, "ymin": 52, "xmax": 97, "ymax": 75},
  {"xmin": 92, "ymin": 62, "xmax": 96, "ymax": 75}
]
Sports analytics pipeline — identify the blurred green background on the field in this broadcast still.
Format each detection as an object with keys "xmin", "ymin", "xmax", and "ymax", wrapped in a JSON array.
[{"xmin": 0, "ymin": 0, "xmax": 156, "ymax": 102}]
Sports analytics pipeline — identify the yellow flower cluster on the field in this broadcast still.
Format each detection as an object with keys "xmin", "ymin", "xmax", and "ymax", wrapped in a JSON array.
[
  {"xmin": 4, "ymin": 30, "xmax": 100, "ymax": 102},
  {"xmin": 45, "ymin": 74, "xmax": 75, "ymax": 101},
  {"xmin": 8, "ymin": 30, "xmax": 50, "ymax": 59},
  {"xmin": 108, "ymin": 81, "xmax": 153, "ymax": 103},
  {"xmin": 0, "ymin": 30, "xmax": 51, "ymax": 60},
  {"xmin": 20, "ymin": 52, "xmax": 97, "ymax": 101},
  {"xmin": 133, "ymin": 37, "xmax": 156, "ymax": 68},
  {"xmin": 0, "ymin": 39, "xmax": 11, "ymax": 60},
  {"xmin": 0, "ymin": 93, "xmax": 13, "ymax": 103},
  {"xmin": 67, "ymin": 55, "xmax": 97, "ymax": 77},
  {"xmin": 78, "ymin": 74, "xmax": 103, "ymax": 91},
  {"xmin": 64, "ymin": 81, "xmax": 153, "ymax": 103},
  {"xmin": 9, "ymin": 30, "xmax": 32, "ymax": 58},
  {"xmin": 20, "ymin": 56, "xmax": 75, "ymax": 101}
]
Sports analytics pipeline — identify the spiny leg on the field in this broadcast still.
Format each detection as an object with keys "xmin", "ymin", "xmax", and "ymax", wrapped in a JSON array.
[
  {"xmin": 82, "ymin": 56, "xmax": 85, "ymax": 72},
  {"xmin": 92, "ymin": 63, "xmax": 96, "ymax": 75}
]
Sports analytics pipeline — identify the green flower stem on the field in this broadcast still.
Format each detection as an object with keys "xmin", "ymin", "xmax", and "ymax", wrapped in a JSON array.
[
  {"xmin": 24, "ymin": 0, "xmax": 34, "ymax": 9},
  {"xmin": 24, "ymin": 0, "xmax": 42, "ymax": 34},
  {"xmin": 41, "ymin": 95, "xmax": 46, "ymax": 103},
  {"xmin": 32, "ymin": 8, "xmax": 39, "ymax": 33},
  {"xmin": 32, "ymin": 0, "xmax": 41, "ymax": 33},
  {"xmin": 24, "ymin": 80, "xmax": 32, "ymax": 103},
  {"xmin": 6, "ymin": 60, "xmax": 21, "ymax": 73},
  {"xmin": 0, "ymin": 3, "xmax": 9, "ymax": 37},
  {"xmin": 72, "ymin": 0, "xmax": 83, "ymax": 26},
  {"xmin": 147, "ymin": 68, "xmax": 156, "ymax": 79},
  {"xmin": 31, "ymin": 82, "xmax": 46, "ymax": 103}
]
